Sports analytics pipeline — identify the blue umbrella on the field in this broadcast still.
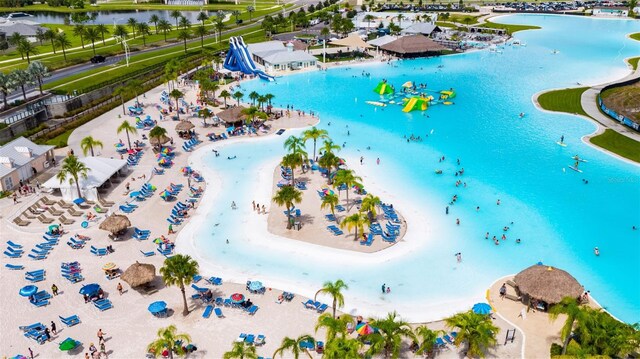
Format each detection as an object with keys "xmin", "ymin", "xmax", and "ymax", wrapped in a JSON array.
[
  {"xmin": 248, "ymin": 281, "xmax": 263, "ymax": 291},
  {"xmin": 19, "ymin": 285, "xmax": 38, "ymax": 297},
  {"xmin": 472, "ymin": 302, "xmax": 492, "ymax": 315},
  {"xmin": 148, "ymin": 301, "xmax": 167, "ymax": 314},
  {"xmin": 73, "ymin": 198, "xmax": 86, "ymax": 205},
  {"xmin": 79, "ymin": 283, "xmax": 101, "ymax": 296}
]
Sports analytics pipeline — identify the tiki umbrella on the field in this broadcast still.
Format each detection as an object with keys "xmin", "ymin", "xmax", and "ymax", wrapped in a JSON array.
[
  {"xmin": 514, "ymin": 264, "xmax": 584, "ymax": 304},
  {"xmin": 121, "ymin": 262, "xmax": 156, "ymax": 288},
  {"xmin": 149, "ymin": 135, "xmax": 170, "ymax": 146},
  {"xmin": 99, "ymin": 214, "xmax": 131, "ymax": 234},
  {"xmin": 175, "ymin": 121, "xmax": 195, "ymax": 131}
]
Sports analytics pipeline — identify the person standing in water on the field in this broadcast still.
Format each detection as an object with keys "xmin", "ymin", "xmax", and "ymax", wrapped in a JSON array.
[
  {"xmin": 594, "ymin": 247, "xmax": 600, "ymax": 256},
  {"xmin": 381, "ymin": 283, "xmax": 386, "ymax": 294},
  {"xmin": 560, "ymin": 135, "xmax": 565, "ymax": 144}
]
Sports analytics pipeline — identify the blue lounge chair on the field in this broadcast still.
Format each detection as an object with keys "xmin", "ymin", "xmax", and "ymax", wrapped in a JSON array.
[
  {"xmin": 245, "ymin": 334, "xmax": 255, "ymax": 344},
  {"xmin": 94, "ymin": 299, "xmax": 113, "ymax": 311},
  {"xmin": 4, "ymin": 250, "xmax": 22, "ymax": 258},
  {"xmin": 28, "ymin": 253, "xmax": 47, "ymax": 260},
  {"xmin": 444, "ymin": 334, "xmax": 454, "ymax": 344},
  {"xmin": 325, "ymin": 214, "xmax": 336, "ymax": 222},
  {"xmin": 255, "ymin": 334, "xmax": 265, "ymax": 346},
  {"xmin": 246, "ymin": 305, "xmax": 259, "ymax": 315},
  {"xmin": 335, "ymin": 205, "xmax": 346, "ymax": 212},
  {"xmin": 7, "ymin": 241, "xmax": 22, "ymax": 248},
  {"xmin": 59, "ymin": 315, "xmax": 80, "ymax": 327},
  {"xmin": 5, "ymin": 263, "xmax": 24, "ymax": 270},
  {"xmin": 224, "ymin": 298, "xmax": 232, "ymax": 307},
  {"xmin": 303, "ymin": 299, "xmax": 315, "ymax": 309},
  {"xmin": 215, "ymin": 307, "xmax": 224, "ymax": 318},
  {"xmin": 203, "ymin": 305, "xmax": 213, "ymax": 318},
  {"xmin": 435, "ymin": 337, "xmax": 447, "ymax": 348},
  {"xmin": 316, "ymin": 303, "xmax": 328, "ymax": 313},
  {"xmin": 33, "ymin": 299, "xmax": 49, "ymax": 307},
  {"xmin": 191, "ymin": 284, "xmax": 208, "ymax": 293},
  {"xmin": 140, "ymin": 249, "xmax": 155, "ymax": 257}
]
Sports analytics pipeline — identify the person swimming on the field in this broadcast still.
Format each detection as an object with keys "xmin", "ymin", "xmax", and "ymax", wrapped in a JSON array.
[{"xmin": 594, "ymin": 247, "xmax": 600, "ymax": 256}]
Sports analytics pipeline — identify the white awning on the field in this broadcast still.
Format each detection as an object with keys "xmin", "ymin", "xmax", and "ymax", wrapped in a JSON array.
[{"xmin": 43, "ymin": 157, "xmax": 128, "ymax": 201}]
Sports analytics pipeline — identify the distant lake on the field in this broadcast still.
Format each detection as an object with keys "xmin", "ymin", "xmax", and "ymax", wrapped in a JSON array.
[{"xmin": 0, "ymin": 10, "xmax": 223, "ymax": 25}]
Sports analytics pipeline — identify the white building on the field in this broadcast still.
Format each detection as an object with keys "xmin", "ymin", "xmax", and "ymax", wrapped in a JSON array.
[
  {"xmin": 0, "ymin": 19, "xmax": 48, "ymax": 42},
  {"xmin": 0, "ymin": 137, "xmax": 54, "ymax": 191},
  {"xmin": 247, "ymin": 41, "xmax": 318, "ymax": 72},
  {"xmin": 353, "ymin": 12, "xmax": 437, "ymax": 32},
  {"xmin": 592, "ymin": 6, "xmax": 629, "ymax": 17}
]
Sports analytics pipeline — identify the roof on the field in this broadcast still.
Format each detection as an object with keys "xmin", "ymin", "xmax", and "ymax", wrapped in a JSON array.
[
  {"xmin": 330, "ymin": 34, "xmax": 373, "ymax": 49},
  {"xmin": 402, "ymin": 23, "xmax": 441, "ymax": 35},
  {"xmin": 43, "ymin": 156, "xmax": 127, "ymax": 191},
  {"xmin": 380, "ymin": 35, "xmax": 448, "ymax": 54},
  {"xmin": 262, "ymin": 50, "xmax": 317, "ymax": 64},
  {"xmin": 217, "ymin": 106, "xmax": 247, "ymax": 124},
  {"xmin": 514, "ymin": 264, "xmax": 584, "ymax": 304},
  {"xmin": 0, "ymin": 21, "xmax": 46, "ymax": 37},
  {"xmin": 367, "ymin": 35, "xmax": 398, "ymax": 47},
  {"xmin": 289, "ymin": 40, "xmax": 309, "ymax": 51},
  {"xmin": 0, "ymin": 137, "xmax": 53, "ymax": 178},
  {"xmin": 247, "ymin": 41, "xmax": 286, "ymax": 56}
]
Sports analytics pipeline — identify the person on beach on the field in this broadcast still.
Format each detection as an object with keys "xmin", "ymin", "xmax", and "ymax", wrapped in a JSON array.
[
  {"xmin": 231, "ymin": 201, "xmax": 237, "ymax": 210},
  {"xmin": 51, "ymin": 321, "xmax": 57, "ymax": 334},
  {"xmin": 97, "ymin": 329, "xmax": 105, "ymax": 344},
  {"xmin": 117, "ymin": 282, "xmax": 123, "ymax": 295},
  {"xmin": 262, "ymin": 205, "xmax": 266, "ymax": 213},
  {"xmin": 51, "ymin": 284, "xmax": 58, "ymax": 296},
  {"xmin": 168, "ymin": 224, "xmax": 175, "ymax": 235},
  {"xmin": 252, "ymin": 201, "xmax": 256, "ymax": 211},
  {"xmin": 377, "ymin": 158, "xmax": 380, "ymax": 165},
  {"xmin": 29, "ymin": 348, "xmax": 34, "ymax": 359},
  {"xmin": 499, "ymin": 283, "xmax": 507, "ymax": 299},
  {"xmin": 381, "ymin": 283, "xmax": 386, "ymax": 294}
]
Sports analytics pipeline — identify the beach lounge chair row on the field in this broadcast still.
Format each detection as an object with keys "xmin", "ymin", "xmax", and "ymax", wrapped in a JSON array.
[
  {"xmin": 94, "ymin": 298, "xmax": 113, "ymax": 311},
  {"xmin": 91, "ymin": 245, "xmax": 108, "ymax": 256},
  {"xmin": 61, "ymin": 262, "xmax": 83, "ymax": 283},
  {"xmin": 140, "ymin": 249, "xmax": 155, "ymax": 257},
  {"xmin": 302, "ymin": 299, "xmax": 328, "ymax": 313},
  {"xmin": 67, "ymin": 237, "xmax": 86, "ymax": 249},
  {"xmin": 21, "ymin": 323, "xmax": 48, "ymax": 344},
  {"xmin": 133, "ymin": 227, "xmax": 150, "ymax": 240},
  {"xmin": 30, "ymin": 290, "xmax": 51, "ymax": 307},
  {"xmin": 325, "ymin": 213, "xmax": 336, "ymax": 222},
  {"xmin": 208, "ymin": 132, "xmax": 228, "ymax": 141},
  {"xmin": 182, "ymin": 137, "xmax": 201, "ymax": 152},
  {"xmin": 237, "ymin": 333, "xmax": 266, "ymax": 346},
  {"xmin": 6, "ymin": 263, "xmax": 24, "ymax": 270},
  {"xmin": 327, "ymin": 225, "xmax": 344, "ymax": 236},
  {"xmin": 361, "ymin": 232, "xmax": 375, "ymax": 246},
  {"xmin": 335, "ymin": 205, "xmax": 346, "ymax": 212},
  {"xmin": 4, "ymin": 245, "xmax": 24, "ymax": 258},
  {"xmin": 26, "ymin": 269, "xmax": 45, "ymax": 282},
  {"xmin": 206, "ymin": 277, "xmax": 223, "ymax": 285}
]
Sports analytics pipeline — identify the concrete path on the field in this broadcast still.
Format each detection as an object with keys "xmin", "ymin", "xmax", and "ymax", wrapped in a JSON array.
[{"xmin": 580, "ymin": 62, "xmax": 640, "ymax": 142}]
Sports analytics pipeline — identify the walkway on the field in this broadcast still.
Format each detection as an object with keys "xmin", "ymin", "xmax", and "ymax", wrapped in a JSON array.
[{"xmin": 580, "ymin": 63, "xmax": 640, "ymax": 142}]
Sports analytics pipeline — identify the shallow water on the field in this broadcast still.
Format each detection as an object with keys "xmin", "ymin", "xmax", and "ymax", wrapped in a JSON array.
[{"xmin": 186, "ymin": 14, "xmax": 640, "ymax": 323}]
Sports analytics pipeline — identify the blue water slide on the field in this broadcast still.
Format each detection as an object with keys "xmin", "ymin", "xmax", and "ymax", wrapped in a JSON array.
[
  {"xmin": 223, "ymin": 37, "xmax": 274, "ymax": 82},
  {"xmin": 237, "ymin": 37, "xmax": 275, "ymax": 82}
]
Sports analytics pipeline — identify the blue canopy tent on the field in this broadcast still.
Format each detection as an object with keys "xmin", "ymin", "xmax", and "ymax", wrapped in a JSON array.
[
  {"xmin": 79, "ymin": 283, "xmax": 101, "ymax": 297},
  {"xmin": 19, "ymin": 285, "xmax": 38, "ymax": 297},
  {"xmin": 472, "ymin": 302, "xmax": 492, "ymax": 315}
]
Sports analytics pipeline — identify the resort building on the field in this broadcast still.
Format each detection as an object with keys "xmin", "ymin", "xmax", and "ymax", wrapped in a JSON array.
[
  {"xmin": 0, "ymin": 137, "xmax": 54, "ymax": 191},
  {"xmin": 0, "ymin": 19, "xmax": 48, "ymax": 42},
  {"xmin": 216, "ymin": 106, "xmax": 248, "ymax": 128},
  {"xmin": 592, "ymin": 6, "xmax": 629, "ymax": 17},
  {"xmin": 380, "ymin": 34, "xmax": 448, "ymax": 58},
  {"xmin": 247, "ymin": 41, "xmax": 318, "ymax": 72},
  {"xmin": 401, "ymin": 23, "xmax": 442, "ymax": 37},
  {"xmin": 353, "ymin": 12, "xmax": 438, "ymax": 32}
]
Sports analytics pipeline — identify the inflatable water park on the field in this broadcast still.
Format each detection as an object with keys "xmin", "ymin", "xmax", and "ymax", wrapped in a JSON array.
[{"xmin": 367, "ymin": 80, "xmax": 456, "ymax": 112}]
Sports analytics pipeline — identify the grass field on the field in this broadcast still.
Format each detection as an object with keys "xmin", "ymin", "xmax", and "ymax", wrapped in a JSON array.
[
  {"xmin": 630, "ymin": 33, "xmax": 640, "ymax": 41},
  {"xmin": 537, "ymin": 87, "xmax": 590, "ymax": 118},
  {"xmin": 589, "ymin": 129, "xmax": 640, "ymax": 163},
  {"xmin": 628, "ymin": 57, "xmax": 639, "ymax": 70},
  {"xmin": 0, "ymin": 0, "xmax": 280, "ymax": 13},
  {"xmin": 481, "ymin": 20, "xmax": 541, "ymax": 33}
]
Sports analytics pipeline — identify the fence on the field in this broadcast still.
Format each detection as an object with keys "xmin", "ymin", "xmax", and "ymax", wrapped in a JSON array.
[{"xmin": 597, "ymin": 76, "xmax": 640, "ymax": 132}]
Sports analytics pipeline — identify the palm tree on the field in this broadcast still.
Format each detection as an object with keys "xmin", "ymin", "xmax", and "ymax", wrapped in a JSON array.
[
  {"xmin": 318, "ymin": 152, "xmax": 340, "ymax": 185},
  {"xmin": 73, "ymin": 24, "xmax": 86, "ymax": 48},
  {"xmin": 17, "ymin": 40, "xmax": 38, "ymax": 64},
  {"xmin": 247, "ymin": 5, "xmax": 255, "ymax": 21},
  {"xmin": 199, "ymin": 108, "xmax": 213, "ymax": 126},
  {"xmin": 549, "ymin": 297, "xmax": 588, "ymax": 355},
  {"xmin": 147, "ymin": 325, "xmax": 191, "ymax": 359},
  {"xmin": 84, "ymin": 27, "xmax": 101, "ymax": 55},
  {"xmin": 117, "ymin": 120, "xmax": 137, "ymax": 149},
  {"xmin": 126, "ymin": 79, "xmax": 143, "ymax": 103},
  {"xmin": 324, "ymin": 336, "xmax": 362, "ymax": 359},
  {"xmin": 197, "ymin": 11, "xmax": 209, "ymax": 27},
  {"xmin": 10, "ymin": 69, "xmax": 32, "ymax": 101},
  {"xmin": 213, "ymin": 20, "xmax": 225, "ymax": 42},
  {"xmin": 170, "ymin": 89, "xmax": 184, "ymax": 120},
  {"xmin": 320, "ymin": 139, "xmax": 341, "ymax": 156},
  {"xmin": 113, "ymin": 24, "xmax": 128, "ymax": 39},
  {"xmin": 27, "ymin": 61, "xmax": 49, "ymax": 95},
  {"xmin": 321, "ymin": 193, "xmax": 339, "ymax": 224},
  {"xmin": 0, "ymin": 72, "xmax": 13, "ymax": 109},
  {"xmin": 160, "ymin": 254, "xmax": 199, "ymax": 316},
  {"xmin": 364, "ymin": 14, "xmax": 375, "ymax": 34},
  {"xmin": 315, "ymin": 313, "xmax": 353, "ymax": 341},
  {"xmin": 95, "ymin": 23, "xmax": 109, "ymax": 45},
  {"xmin": 445, "ymin": 310, "xmax": 499, "ymax": 358},
  {"xmin": 273, "ymin": 335, "xmax": 315, "ymax": 358},
  {"xmin": 223, "ymin": 341, "xmax": 258, "ymax": 359},
  {"xmin": 219, "ymin": 89, "xmax": 231, "ymax": 107},
  {"xmin": 360, "ymin": 193, "xmax": 381, "ymax": 219},
  {"xmin": 264, "ymin": 93, "xmax": 275, "ymax": 107},
  {"xmin": 194, "ymin": 26, "xmax": 208, "ymax": 48},
  {"xmin": 170, "ymin": 10, "xmax": 182, "ymax": 28},
  {"xmin": 366, "ymin": 311, "xmax": 416, "ymax": 359},
  {"xmin": 56, "ymin": 155, "xmax": 90, "ymax": 199},
  {"xmin": 179, "ymin": 16, "xmax": 192, "ymax": 30},
  {"xmin": 157, "ymin": 19, "xmax": 172, "ymax": 41},
  {"xmin": 241, "ymin": 106, "xmax": 267, "ymax": 124},
  {"xmin": 315, "ymin": 280, "xmax": 348, "ymax": 319},
  {"xmin": 396, "ymin": 13, "xmax": 405, "ymax": 27},
  {"xmin": 127, "ymin": 17, "xmax": 138, "ymax": 38},
  {"xmin": 80, "ymin": 136, "xmax": 104, "ymax": 156},
  {"xmin": 272, "ymin": 185, "xmax": 302, "ymax": 229},
  {"xmin": 55, "ymin": 32, "xmax": 72, "ymax": 61},
  {"xmin": 136, "ymin": 23, "xmax": 151, "ymax": 46},
  {"xmin": 44, "ymin": 29, "xmax": 57, "ymax": 53},
  {"xmin": 149, "ymin": 14, "xmax": 160, "ymax": 34},
  {"xmin": 233, "ymin": 91, "xmax": 244, "ymax": 105},
  {"xmin": 232, "ymin": 10, "xmax": 241, "ymax": 23},
  {"xmin": 149, "ymin": 126, "xmax": 168, "ymax": 148},
  {"xmin": 248, "ymin": 91, "xmax": 259, "ymax": 106},
  {"xmin": 114, "ymin": 85, "xmax": 132, "ymax": 115},
  {"xmin": 302, "ymin": 127, "xmax": 329, "ymax": 161},
  {"xmin": 256, "ymin": 95, "xmax": 267, "ymax": 111},
  {"xmin": 177, "ymin": 29, "xmax": 191, "ymax": 53},
  {"xmin": 414, "ymin": 325, "xmax": 443, "ymax": 356},
  {"xmin": 340, "ymin": 212, "xmax": 369, "ymax": 242},
  {"xmin": 281, "ymin": 150, "xmax": 306, "ymax": 185},
  {"xmin": 334, "ymin": 169, "xmax": 362, "ymax": 210}
]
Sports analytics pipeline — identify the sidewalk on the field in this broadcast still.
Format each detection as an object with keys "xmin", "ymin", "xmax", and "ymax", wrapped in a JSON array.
[{"xmin": 580, "ymin": 63, "xmax": 640, "ymax": 142}]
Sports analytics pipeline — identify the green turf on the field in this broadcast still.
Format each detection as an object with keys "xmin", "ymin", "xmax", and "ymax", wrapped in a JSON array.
[
  {"xmin": 0, "ymin": 1, "xmax": 278, "ymax": 13},
  {"xmin": 480, "ymin": 20, "xmax": 541, "ymax": 33},
  {"xmin": 589, "ymin": 129, "xmax": 640, "ymax": 163},
  {"xmin": 628, "ymin": 57, "xmax": 639, "ymax": 70},
  {"xmin": 44, "ymin": 129, "xmax": 73, "ymax": 148},
  {"xmin": 537, "ymin": 87, "xmax": 590, "ymax": 118},
  {"xmin": 630, "ymin": 33, "xmax": 640, "ymax": 41}
]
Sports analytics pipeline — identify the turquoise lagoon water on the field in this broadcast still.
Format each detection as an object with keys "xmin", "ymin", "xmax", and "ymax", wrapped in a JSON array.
[{"xmin": 183, "ymin": 15, "xmax": 640, "ymax": 323}]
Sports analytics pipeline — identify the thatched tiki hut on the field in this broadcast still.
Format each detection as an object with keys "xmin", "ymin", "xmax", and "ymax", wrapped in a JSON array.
[
  {"xmin": 99, "ymin": 214, "xmax": 131, "ymax": 235},
  {"xmin": 380, "ymin": 35, "xmax": 448, "ymax": 58},
  {"xmin": 217, "ymin": 106, "xmax": 247, "ymax": 128},
  {"xmin": 121, "ymin": 262, "xmax": 156, "ymax": 288},
  {"xmin": 175, "ymin": 121, "xmax": 195, "ymax": 132},
  {"xmin": 513, "ymin": 264, "xmax": 584, "ymax": 311},
  {"xmin": 149, "ymin": 135, "xmax": 170, "ymax": 146}
]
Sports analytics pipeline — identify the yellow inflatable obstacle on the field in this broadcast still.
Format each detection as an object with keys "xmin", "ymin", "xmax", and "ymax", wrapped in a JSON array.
[
  {"xmin": 440, "ymin": 90, "xmax": 456, "ymax": 100},
  {"xmin": 402, "ymin": 97, "xmax": 429, "ymax": 112},
  {"xmin": 373, "ymin": 81, "xmax": 394, "ymax": 95}
]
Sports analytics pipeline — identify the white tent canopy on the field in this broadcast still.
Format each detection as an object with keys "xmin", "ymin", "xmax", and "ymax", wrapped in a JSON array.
[{"xmin": 43, "ymin": 157, "xmax": 128, "ymax": 201}]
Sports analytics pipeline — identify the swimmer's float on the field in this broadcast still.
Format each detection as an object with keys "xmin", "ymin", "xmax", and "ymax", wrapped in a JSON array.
[
  {"xmin": 556, "ymin": 141, "xmax": 567, "ymax": 147},
  {"xmin": 373, "ymin": 81, "xmax": 394, "ymax": 95},
  {"xmin": 366, "ymin": 101, "xmax": 387, "ymax": 107}
]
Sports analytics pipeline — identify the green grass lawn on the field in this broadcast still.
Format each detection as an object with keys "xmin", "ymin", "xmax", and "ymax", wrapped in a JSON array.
[
  {"xmin": 0, "ymin": 1, "xmax": 279, "ymax": 13},
  {"xmin": 537, "ymin": 87, "xmax": 590, "ymax": 118},
  {"xmin": 628, "ymin": 57, "xmax": 639, "ymax": 70},
  {"xmin": 630, "ymin": 33, "xmax": 640, "ymax": 41},
  {"xmin": 480, "ymin": 20, "xmax": 541, "ymax": 33},
  {"xmin": 589, "ymin": 129, "xmax": 640, "ymax": 163}
]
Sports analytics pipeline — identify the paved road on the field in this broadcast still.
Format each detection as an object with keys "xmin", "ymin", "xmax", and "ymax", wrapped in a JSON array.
[{"xmin": 5, "ymin": 0, "xmax": 316, "ymax": 103}]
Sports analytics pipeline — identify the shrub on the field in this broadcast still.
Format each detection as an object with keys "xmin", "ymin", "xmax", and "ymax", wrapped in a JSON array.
[{"xmin": 550, "ymin": 343, "xmax": 562, "ymax": 356}]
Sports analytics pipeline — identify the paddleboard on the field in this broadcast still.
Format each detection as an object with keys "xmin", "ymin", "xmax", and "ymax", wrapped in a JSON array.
[
  {"xmin": 572, "ymin": 157, "xmax": 588, "ymax": 162},
  {"xmin": 365, "ymin": 101, "xmax": 386, "ymax": 107},
  {"xmin": 556, "ymin": 141, "xmax": 567, "ymax": 147},
  {"xmin": 568, "ymin": 165, "xmax": 582, "ymax": 173}
]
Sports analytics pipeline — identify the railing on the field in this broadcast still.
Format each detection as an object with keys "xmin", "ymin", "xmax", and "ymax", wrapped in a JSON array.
[{"xmin": 596, "ymin": 75, "xmax": 640, "ymax": 132}]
